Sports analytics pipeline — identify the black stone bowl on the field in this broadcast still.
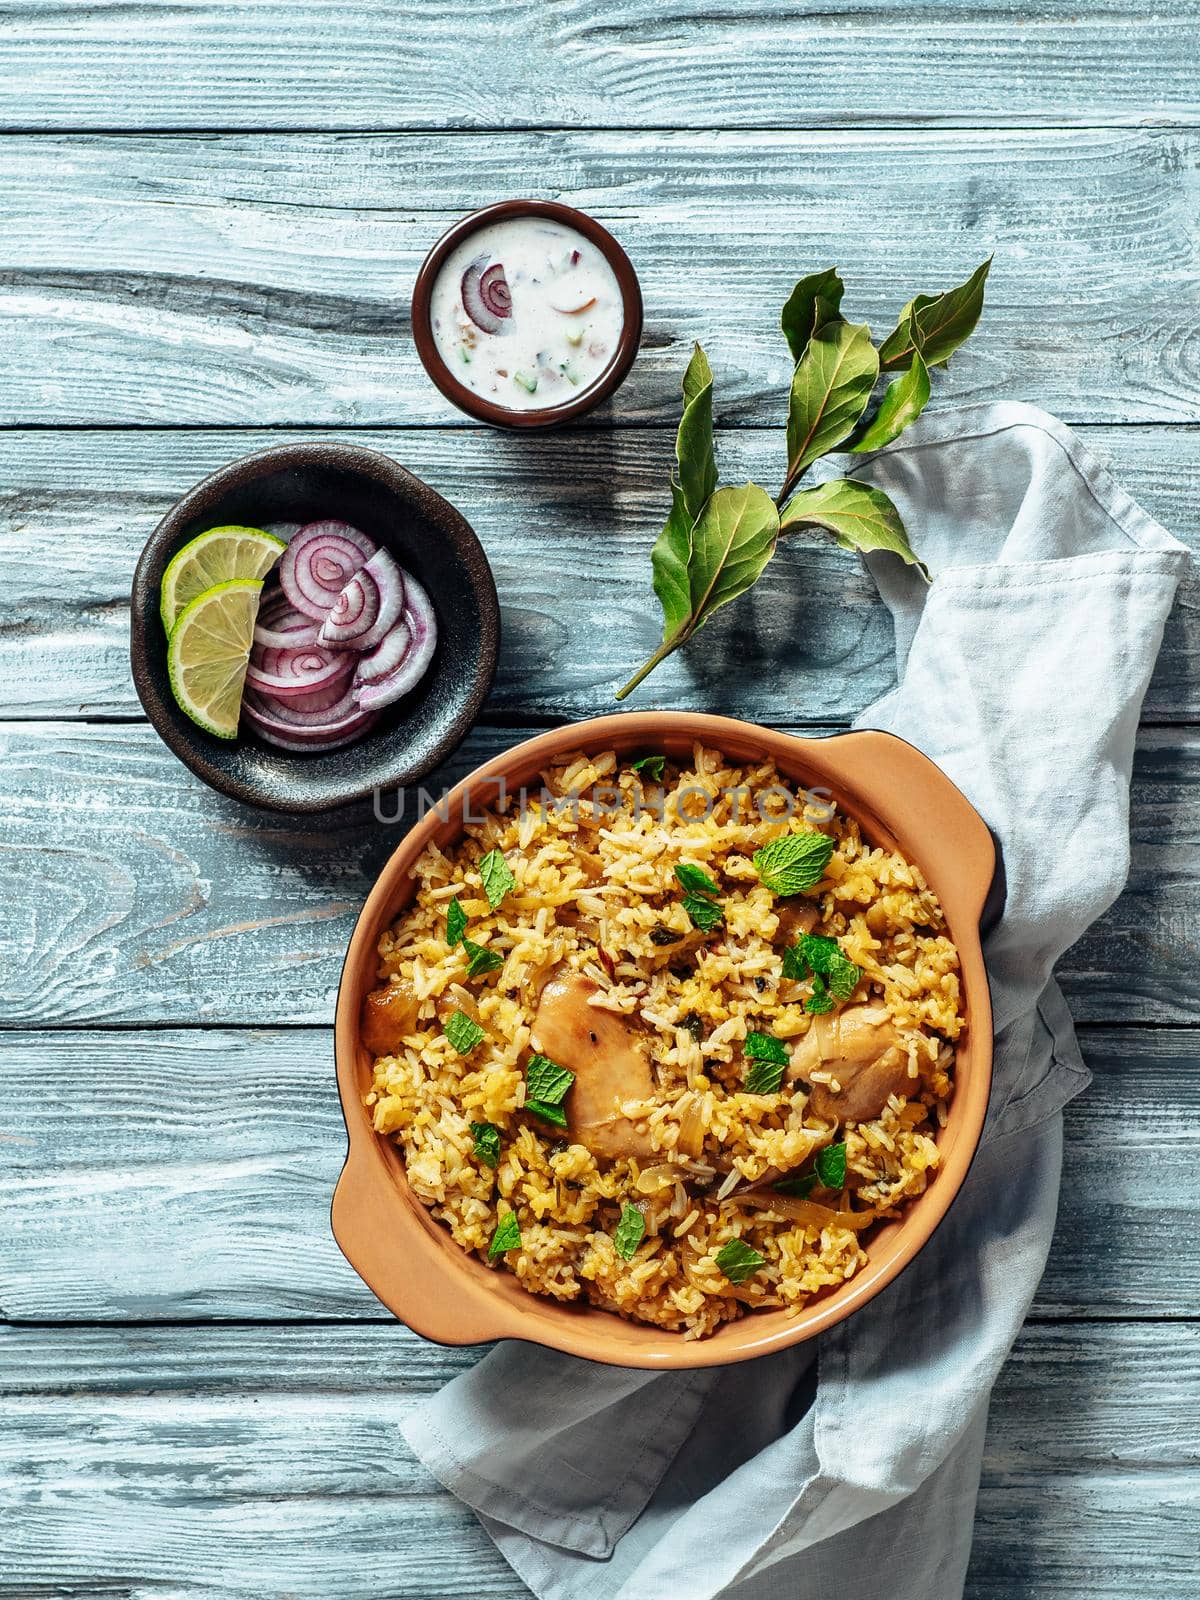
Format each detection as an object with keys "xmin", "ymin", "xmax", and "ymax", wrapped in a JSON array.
[{"xmin": 130, "ymin": 441, "xmax": 499, "ymax": 812}]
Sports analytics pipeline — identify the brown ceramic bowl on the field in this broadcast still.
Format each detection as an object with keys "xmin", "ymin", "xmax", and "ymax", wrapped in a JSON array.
[
  {"xmin": 411, "ymin": 199, "xmax": 644, "ymax": 428},
  {"xmin": 332, "ymin": 712, "xmax": 996, "ymax": 1369},
  {"xmin": 130, "ymin": 441, "xmax": 499, "ymax": 813}
]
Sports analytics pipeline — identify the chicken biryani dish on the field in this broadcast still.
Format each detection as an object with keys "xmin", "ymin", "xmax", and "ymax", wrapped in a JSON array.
[{"xmin": 362, "ymin": 744, "xmax": 964, "ymax": 1338}]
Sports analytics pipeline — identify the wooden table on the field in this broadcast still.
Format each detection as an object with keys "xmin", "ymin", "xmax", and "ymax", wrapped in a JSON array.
[{"xmin": 2, "ymin": 6, "xmax": 1198, "ymax": 1595}]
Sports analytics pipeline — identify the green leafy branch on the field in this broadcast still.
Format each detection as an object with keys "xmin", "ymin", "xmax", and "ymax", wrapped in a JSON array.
[{"xmin": 614, "ymin": 258, "xmax": 991, "ymax": 700}]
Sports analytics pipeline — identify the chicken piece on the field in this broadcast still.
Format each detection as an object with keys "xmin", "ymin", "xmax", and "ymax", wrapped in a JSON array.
[
  {"xmin": 360, "ymin": 981, "xmax": 420, "ymax": 1056},
  {"xmin": 531, "ymin": 968, "xmax": 657, "ymax": 1161},
  {"xmin": 788, "ymin": 1003, "xmax": 913, "ymax": 1122},
  {"xmin": 775, "ymin": 898, "xmax": 819, "ymax": 943}
]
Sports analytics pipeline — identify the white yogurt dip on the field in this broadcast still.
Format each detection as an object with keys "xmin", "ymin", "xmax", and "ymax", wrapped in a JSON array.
[{"xmin": 429, "ymin": 217, "xmax": 625, "ymax": 412}]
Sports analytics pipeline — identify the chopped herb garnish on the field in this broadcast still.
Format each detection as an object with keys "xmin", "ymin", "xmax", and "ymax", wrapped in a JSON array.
[
  {"xmin": 773, "ymin": 1170, "xmax": 818, "ymax": 1198},
  {"xmin": 631, "ymin": 754, "xmax": 666, "ymax": 782},
  {"xmin": 446, "ymin": 895, "xmax": 468, "ymax": 947},
  {"xmin": 649, "ymin": 925, "xmax": 682, "ymax": 946},
  {"xmin": 613, "ymin": 1203, "xmax": 646, "ymax": 1260},
  {"xmin": 525, "ymin": 1054, "xmax": 575, "ymax": 1106},
  {"xmin": 715, "ymin": 1238, "xmax": 765, "ymax": 1284},
  {"xmin": 469, "ymin": 1120, "xmax": 501, "ymax": 1169},
  {"xmin": 744, "ymin": 1031, "xmax": 789, "ymax": 1065},
  {"xmin": 753, "ymin": 831, "xmax": 834, "ymax": 896},
  {"xmin": 525, "ymin": 1098, "xmax": 568, "ymax": 1128},
  {"xmin": 745, "ymin": 1056, "xmax": 787, "ymax": 1094},
  {"xmin": 682, "ymin": 892, "xmax": 724, "ymax": 933},
  {"xmin": 674, "ymin": 862, "xmax": 721, "ymax": 899},
  {"xmin": 806, "ymin": 975, "xmax": 835, "ymax": 1015},
  {"xmin": 797, "ymin": 933, "xmax": 861, "ymax": 1001},
  {"xmin": 462, "ymin": 937, "xmax": 504, "ymax": 980},
  {"xmin": 815, "ymin": 1141, "xmax": 847, "ymax": 1189},
  {"xmin": 479, "ymin": 848, "xmax": 516, "ymax": 910},
  {"xmin": 488, "ymin": 1210, "xmax": 521, "ymax": 1259},
  {"xmin": 444, "ymin": 1010, "xmax": 485, "ymax": 1055},
  {"xmin": 781, "ymin": 943, "xmax": 808, "ymax": 982},
  {"xmin": 681, "ymin": 1010, "xmax": 705, "ymax": 1043}
]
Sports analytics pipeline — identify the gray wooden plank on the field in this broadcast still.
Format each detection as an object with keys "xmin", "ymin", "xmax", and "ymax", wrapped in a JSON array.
[
  {"xmin": 1, "ymin": 722, "xmax": 1196, "ymax": 1029},
  {"xmin": 1, "ymin": 422, "xmax": 1196, "ymax": 724},
  {"xmin": 0, "ymin": 1321, "xmax": 1195, "ymax": 1599},
  {"xmin": 3, "ymin": 130, "xmax": 1200, "ymax": 425},
  {"xmin": 0, "ymin": 1023, "xmax": 1193, "ymax": 1321},
  {"xmin": 0, "ymin": 2, "xmax": 1197, "ymax": 132}
]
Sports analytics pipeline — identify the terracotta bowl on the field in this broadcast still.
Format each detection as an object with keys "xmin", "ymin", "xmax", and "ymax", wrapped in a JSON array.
[
  {"xmin": 332, "ymin": 712, "xmax": 995, "ymax": 1369},
  {"xmin": 411, "ymin": 199, "xmax": 644, "ymax": 429},
  {"xmin": 130, "ymin": 441, "xmax": 499, "ymax": 812}
]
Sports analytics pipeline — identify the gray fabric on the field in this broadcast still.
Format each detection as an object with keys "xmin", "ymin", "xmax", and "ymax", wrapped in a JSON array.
[{"xmin": 402, "ymin": 403, "xmax": 1187, "ymax": 1599}]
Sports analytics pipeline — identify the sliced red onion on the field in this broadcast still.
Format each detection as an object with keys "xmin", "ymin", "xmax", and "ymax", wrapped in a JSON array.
[
  {"xmin": 318, "ymin": 548, "xmax": 405, "ymax": 651},
  {"xmin": 243, "ymin": 691, "xmax": 380, "ymax": 751},
  {"xmin": 266, "ymin": 676, "xmax": 360, "ymax": 718},
  {"xmin": 279, "ymin": 521, "xmax": 378, "ymax": 620},
  {"xmin": 354, "ymin": 569, "xmax": 438, "ymax": 711},
  {"xmin": 461, "ymin": 254, "xmax": 511, "ymax": 335},
  {"xmin": 253, "ymin": 591, "xmax": 321, "ymax": 649},
  {"xmin": 245, "ymin": 641, "xmax": 356, "ymax": 699},
  {"xmin": 356, "ymin": 618, "xmax": 411, "ymax": 683}
]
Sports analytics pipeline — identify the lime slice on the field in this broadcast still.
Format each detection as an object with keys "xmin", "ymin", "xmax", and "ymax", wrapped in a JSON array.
[
  {"xmin": 167, "ymin": 578, "xmax": 263, "ymax": 739},
  {"xmin": 160, "ymin": 525, "xmax": 285, "ymax": 634}
]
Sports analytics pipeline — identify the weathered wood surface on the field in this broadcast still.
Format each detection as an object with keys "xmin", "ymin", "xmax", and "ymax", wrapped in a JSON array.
[
  {"xmin": 4, "ymin": 131, "xmax": 1200, "ymax": 426},
  {"xmin": 1, "ymin": 422, "xmax": 1197, "ymax": 724},
  {"xmin": 1, "ymin": 2, "xmax": 1198, "ymax": 132},
  {"xmin": 2, "ymin": 721, "xmax": 1197, "ymax": 1029},
  {"xmin": 0, "ymin": 1321, "xmax": 1195, "ymax": 1599},
  {"xmin": 0, "ymin": 1025, "xmax": 1193, "ymax": 1323}
]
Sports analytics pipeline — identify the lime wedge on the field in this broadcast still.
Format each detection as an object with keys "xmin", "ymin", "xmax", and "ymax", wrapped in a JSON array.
[
  {"xmin": 167, "ymin": 578, "xmax": 263, "ymax": 739},
  {"xmin": 160, "ymin": 525, "xmax": 285, "ymax": 634}
]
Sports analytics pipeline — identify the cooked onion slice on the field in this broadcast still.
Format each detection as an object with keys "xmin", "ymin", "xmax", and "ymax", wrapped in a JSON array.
[
  {"xmin": 279, "ymin": 521, "xmax": 378, "ymax": 620},
  {"xmin": 354, "ymin": 569, "xmax": 438, "ymax": 711},
  {"xmin": 319, "ymin": 548, "xmax": 405, "ymax": 651}
]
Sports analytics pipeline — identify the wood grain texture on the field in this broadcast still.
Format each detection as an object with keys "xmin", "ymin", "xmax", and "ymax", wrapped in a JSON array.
[
  {"xmin": 0, "ymin": 1321, "xmax": 1195, "ymax": 1599},
  {"xmin": 2, "ymin": 721, "xmax": 1198, "ymax": 1029},
  {"xmin": 1, "ymin": 423, "xmax": 1196, "ymax": 723},
  {"xmin": 4, "ymin": 131, "xmax": 1200, "ymax": 425},
  {"xmin": 0, "ymin": 1024, "xmax": 1193, "ymax": 1322},
  {"xmin": 1, "ymin": 2, "xmax": 1198, "ymax": 132}
]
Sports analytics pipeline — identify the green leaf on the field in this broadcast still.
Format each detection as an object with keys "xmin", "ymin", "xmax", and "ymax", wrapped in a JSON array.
[
  {"xmin": 797, "ymin": 933, "xmax": 861, "ymax": 1001},
  {"xmin": 781, "ymin": 943, "xmax": 808, "ymax": 982},
  {"xmin": 785, "ymin": 321, "xmax": 879, "ymax": 481},
  {"xmin": 631, "ymin": 754, "xmax": 666, "ymax": 782},
  {"xmin": 880, "ymin": 258, "xmax": 992, "ymax": 372},
  {"xmin": 753, "ymin": 831, "xmax": 834, "ymax": 896},
  {"xmin": 848, "ymin": 350, "xmax": 930, "ymax": 453},
  {"xmin": 744, "ymin": 1030, "xmax": 789, "ymax": 1065},
  {"xmin": 525, "ymin": 1054, "xmax": 575, "ymax": 1106},
  {"xmin": 488, "ymin": 1209, "xmax": 520, "ymax": 1259},
  {"xmin": 479, "ymin": 849, "xmax": 516, "ymax": 910},
  {"xmin": 618, "ymin": 482, "xmax": 780, "ymax": 700},
  {"xmin": 676, "ymin": 342, "xmax": 718, "ymax": 522},
  {"xmin": 526, "ymin": 1098, "xmax": 568, "ymax": 1128},
  {"xmin": 469, "ymin": 1121, "xmax": 501, "ymax": 1169},
  {"xmin": 780, "ymin": 478, "xmax": 930, "ymax": 581},
  {"xmin": 715, "ymin": 1238, "xmax": 765, "ymax": 1284},
  {"xmin": 613, "ymin": 1203, "xmax": 646, "ymax": 1260},
  {"xmin": 444, "ymin": 1010, "xmax": 486, "ymax": 1055},
  {"xmin": 462, "ymin": 938, "xmax": 504, "ymax": 980},
  {"xmin": 674, "ymin": 862, "xmax": 720, "ymax": 899},
  {"xmin": 745, "ymin": 1056, "xmax": 787, "ymax": 1095},
  {"xmin": 773, "ymin": 1170, "xmax": 818, "ymax": 1199},
  {"xmin": 805, "ymin": 975, "xmax": 834, "ymax": 1014},
  {"xmin": 816, "ymin": 1141, "xmax": 847, "ymax": 1189},
  {"xmin": 780, "ymin": 267, "xmax": 845, "ymax": 363},
  {"xmin": 682, "ymin": 892, "xmax": 724, "ymax": 933},
  {"xmin": 446, "ymin": 895, "xmax": 468, "ymax": 947}
]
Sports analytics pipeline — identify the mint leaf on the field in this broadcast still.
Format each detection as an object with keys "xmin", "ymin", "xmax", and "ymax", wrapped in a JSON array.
[
  {"xmin": 798, "ymin": 933, "xmax": 861, "ymax": 1002},
  {"xmin": 613, "ymin": 1203, "xmax": 646, "ymax": 1260},
  {"xmin": 488, "ymin": 1210, "xmax": 520, "ymax": 1259},
  {"xmin": 526, "ymin": 1054, "xmax": 575, "ymax": 1106},
  {"xmin": 780, "ymin": 478, "xmax": 929, "ymax": 581},
  {"xmin": 676, "ymin": 342, "xmax": 718, "ymax": 522},
  {"xmin": 745, "ymin": 1031, "xmax": 789, "ymax": 1065},
  {"xmin": 773, "ymin": 1170, "xmax": 818, "ymax": 1198},
  {"xmin": 781, "ymin": 942, "xmax": 808, "ymax": 982},
  {"xmin": 462, "ymin": 937, "xmax": 504, "ymax": 980},
  {"xmin": 806, "ymin": 975, "xmax": 834, "ymax": 1015},
  {"xmin": 469, "ymin": 1120, "xmax": 501, "ymax": 1169},
  {"xmin": 745, "ymin": 1056, "xmax": 787, "ymax": 1094},
  {"xmin": 444, "ymin": 1010, "xmax": 485, "ymax": 1055},
  {"xmin": 446, "ymin": 895, "xmax": 468, "ymax": 947},
  {"xmin": 526, "ymin": 1098, "xmax": 568, "ymax": 1128},
  {"xmin": 631, "ymin": 754, "xmax": 666, "ymax": 782},
  {"xmin": 479, "ymin": 848, "xmax": 516, "ymax": 910},
  {"xmin": 683, "ymin": 892, "xmax": 723, "ymax": 933},
  {"xmin": 781, "ymin": 267, "xmax": 845, "ymax": 364},
  {"xmin": 848, "ymin": 349, "xmax": 930, "ymax": 454},
  {"xmin": 816, "ymin": 1141, "xmax": 847, "ymax": 1189},
  {"xmin": 674, "ymin": 862, "xmax": 720, "ymax": 899},
  {"xmin": 785, "ymin": 320, "xmax": 879, "ymax": 482},
  {"xmin": 880, "ymin": 258, "xmax": 992, "ymax": 372},
  {"xmin": 753, "ymin": 832, "xmax": 834, "ymax": 896},
  {"xmin": 715, "ymin": 1239, "xmax": 765, "ymax": 1284}
]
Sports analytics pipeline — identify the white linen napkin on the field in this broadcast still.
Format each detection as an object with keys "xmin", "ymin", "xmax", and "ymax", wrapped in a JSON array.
[{"xmin": 401, "ymin": 403, "xmax": 1187, "ymax": 1599}]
